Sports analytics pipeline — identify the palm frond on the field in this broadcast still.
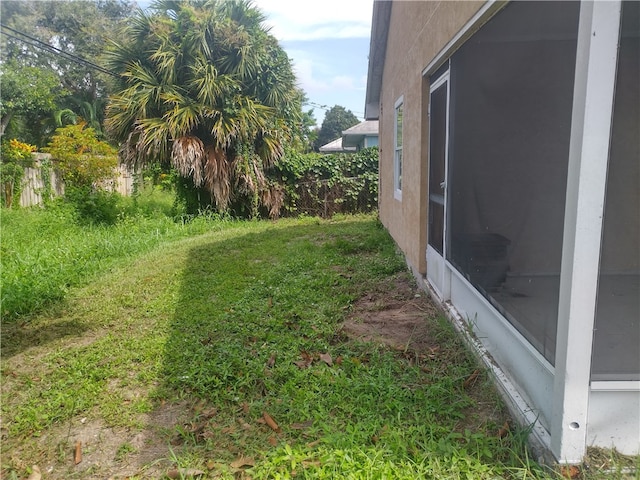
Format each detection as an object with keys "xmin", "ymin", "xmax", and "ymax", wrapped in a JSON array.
[
  {"xmin": 203, "ymin": 145, "xmax": 233, "ymax": 211},
  {"xmin": 172, "ymin": 136, "xmax": 205, "ymax": 187},
  {"xmin": 135, "ymin": 118, "xmax": 172, "ymax": 163},
  {"xmin": 260, "ymin": 182, "xmax": 284, "ymax": 219}
]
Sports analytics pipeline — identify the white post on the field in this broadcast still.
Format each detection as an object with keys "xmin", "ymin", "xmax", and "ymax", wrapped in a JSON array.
[{"xmin": 551, "ymin": 0, "xmax": 622, "ymax": 464}]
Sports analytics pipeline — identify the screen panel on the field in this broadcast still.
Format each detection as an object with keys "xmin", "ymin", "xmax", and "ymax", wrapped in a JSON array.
[
  {"xmin": 592, "ymin": 1, "xmax": 640, "ymax": 381},
  {"xmin": 446, "ymin": 1, "xmax": 580, "ymax": 363}
]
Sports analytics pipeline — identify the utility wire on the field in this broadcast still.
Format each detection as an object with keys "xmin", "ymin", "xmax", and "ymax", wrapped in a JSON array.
[
  {"xmin": 303, "ymin": 101, "xmax": 364, "ymax": 117},
  {"xmin": 2, "ymin": 24, "xmax": 366, "ymax": 117},
  {"xmin": 0, "ymin": 23, "xmax": 119, "ymax": 77}
]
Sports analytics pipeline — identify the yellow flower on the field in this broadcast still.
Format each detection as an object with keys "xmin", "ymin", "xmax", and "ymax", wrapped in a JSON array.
[{"xmin": 9, "ymin": 139, "xmax": 37, "ymax": 154}]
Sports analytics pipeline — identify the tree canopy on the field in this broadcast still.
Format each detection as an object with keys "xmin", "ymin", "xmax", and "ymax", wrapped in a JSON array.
[
  {"xmin": 0, "ymin": 60, "xmax": 62, "ymax": 137},
  {"xmin": 0, "ymin": 0, "xmax": 136, "ymax": 143},
  {"xmin": 105, "ymin": 0, "xmax": 304, "ymax": 216},
  {"xmin": 314, "ymin": 105, "xmax": 360, "ymax": 151}
]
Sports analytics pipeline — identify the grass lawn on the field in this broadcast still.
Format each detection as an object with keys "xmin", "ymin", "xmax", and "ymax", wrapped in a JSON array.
[{"xmin": 1, "ymin": 208, "xmax": 631, "ymax": 479}]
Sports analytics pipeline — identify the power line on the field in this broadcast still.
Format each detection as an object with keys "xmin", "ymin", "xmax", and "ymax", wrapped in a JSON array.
[
  {"xmin": 303, "ymin": 101, "xmax": 364, "ymax": 117},
  {"xmin": 0, "ymin": 23, "xmax": 119, "ymax": 77},
  {"xmin": 2, "ymin": 24, "xmax": 367, "ymax": 118}
]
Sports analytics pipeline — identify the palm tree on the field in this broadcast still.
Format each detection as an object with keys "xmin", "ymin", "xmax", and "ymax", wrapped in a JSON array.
[{"xmin": 105, "ymin": 0, "xmax": 301, "ymax": 217}]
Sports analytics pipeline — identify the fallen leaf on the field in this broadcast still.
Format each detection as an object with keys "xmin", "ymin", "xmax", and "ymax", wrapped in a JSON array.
[
  {"xmin": 206, "ymin": 459, "xmax": 217, "ymax": 470},
  {"xmin": 559, "ymin": 465, "xmax": 581, "ymax": 479},
  {"xmin": 242, "ymin": 402, "xmax": 250, "ymax": 414},
  {"xmin": 263, "ymin": 411, "xmax": 280, "ymax": 432},
  {"xmin": 268, "ymin": 297, "xmax": 273, "ymax": 308},
  {"xmin": 290, "ymin": 420, "xmax": 314, "ymax": 430},
  {"xmin": 319, "ymin": 353, "xmax": 333, "ymax": 366},
  {"xmin": 307, "ymin": 440, "xmax": 321, "ymax": 448},
  {"xmin": 266, "ymin": 353, "xmax": 276, "ymax": 368},
  {"xmin": 74, "ymin": 441, "xmax": 82, "ymax": 465},
  {"xmin": 294, "ymin": 351, "xmax": 313, "ymax": 369},
  {"xmin": 335, "ymin": 356, "xmax": 343, "ymax": 365},
  {"xmin": 463, "ymin": 369, "xmax": 480, "ymax": 389},
  {"xmin": 26, "ymin": 465, "xmax": 41, "ymax": 480},
  {"xmin": 268, "ymin": 436, "xmax": 278, "ymax": 446},
  {"xmin": 230, "ymin": 456, "xmax": 256, "ymax": 469},
  {"xmin": 497, "ymin": 421, "xmax": 510, "ymax": 438}
]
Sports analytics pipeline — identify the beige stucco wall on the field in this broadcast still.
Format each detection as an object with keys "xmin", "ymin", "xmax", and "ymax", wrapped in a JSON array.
[{"xmin": 378, "ymin": 1, "xmax": 484, "ymax": 275}]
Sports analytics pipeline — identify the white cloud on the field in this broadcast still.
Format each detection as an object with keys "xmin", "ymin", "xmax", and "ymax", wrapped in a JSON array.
[{"xmin": 255, "ymin": 0, "xmax": 373, "ymax": 41}]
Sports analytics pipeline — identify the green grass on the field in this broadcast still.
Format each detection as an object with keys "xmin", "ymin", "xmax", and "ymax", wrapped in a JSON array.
[
  {"xmin": 0, "ymin": 206, "xmax": 571, "ymax": 478},
  {"xmin": 0, "ymin": 187, "xmax": 225, "ymax": 321}
]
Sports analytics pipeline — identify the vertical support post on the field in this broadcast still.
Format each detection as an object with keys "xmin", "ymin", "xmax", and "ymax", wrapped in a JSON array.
[{"xmin": 551, "ymin": 0, "xmax": 622, "ymax": 464}]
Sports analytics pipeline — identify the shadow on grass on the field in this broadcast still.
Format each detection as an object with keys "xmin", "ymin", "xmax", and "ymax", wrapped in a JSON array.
[
  {"xmin": 1, "ymin": 317, "xmax": 89, "ymax": 359},
  {"xmin": 151, "ymin": 218, "xmax": 553, "ymax": 478},
  {"xmin": 155, "ymin": 218, "xmax": 406, "ymax": 459},
  {"xmin": 160, "ymin": 220, "xmax": 351, "ymax": 402}
]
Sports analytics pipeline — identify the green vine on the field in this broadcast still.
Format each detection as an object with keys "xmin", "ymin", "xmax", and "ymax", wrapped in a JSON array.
[
  {"xmin": 270, "ymin": 147, "xmax": 379, "ymax": 218},
  {"xmin": 38, "ymin": 156, "xmax": 54, "ymax": 206}
]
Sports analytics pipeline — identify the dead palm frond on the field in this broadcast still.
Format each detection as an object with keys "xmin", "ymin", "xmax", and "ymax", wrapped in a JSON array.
[
  {"xmin": 261, "ymin": 182, "xmax": 284, "ymax": 219},
  {"xmin": 203, "ymin": 145, "xmax": 233, "ymax": 211},
  {"xmin": 172, "ymin": 136, "xmax": 205, "ymax": 187}
]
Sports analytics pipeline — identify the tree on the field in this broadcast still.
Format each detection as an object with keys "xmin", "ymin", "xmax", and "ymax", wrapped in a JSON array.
[
  {"xmin": 1, "ymin": 0, "xmax": 136, "ymax": 140},
  {"xmin": 105, "ymin": 0, "xmax": 303, "ymax": 217},
  {"xmin": 314, "ymin": 105, "xmax": 359, "ymax": 151},
  {"xmin": 0, "ymin": 60, "xmax": 62, "ymax": 138}
]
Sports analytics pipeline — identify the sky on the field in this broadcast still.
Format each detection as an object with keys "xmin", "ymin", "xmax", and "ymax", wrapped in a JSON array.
[
  {"xmin": 136, "ymin": 0, "xmax": 374, "ymax": 127},
  {"xmin": 255, "ymin": 0, "xmax": 374, "ymax": 126}
]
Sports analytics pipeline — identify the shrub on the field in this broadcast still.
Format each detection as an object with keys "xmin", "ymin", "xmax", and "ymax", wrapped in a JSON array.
[
  {"xmin": 43, "ymin": 123, "xmax": 117, "ymax": 188},
  {"xmin": 270, "ymin": 147, "xmax": 379, "ymax": 217},
  {"xmin": 0, "ymin": 139, "xmax": 36, "ymax": 208},
  {"xmin": 43, "ymin": 123, "xmax": 120, "ymax": 224}
]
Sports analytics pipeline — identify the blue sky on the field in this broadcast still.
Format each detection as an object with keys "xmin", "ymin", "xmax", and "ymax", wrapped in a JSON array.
[
  {"xmin": 136, "ymin": 0, "xmax": 373, "ymax": 126},
  {"xmin": 256, "ymin": 0, "xmax": 374, "ymax": 125}
]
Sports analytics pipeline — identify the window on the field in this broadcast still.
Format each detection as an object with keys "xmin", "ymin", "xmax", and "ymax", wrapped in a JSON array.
[{"xmin": 394, "ymin": 97, "xmax": 403, "ymax": 199}]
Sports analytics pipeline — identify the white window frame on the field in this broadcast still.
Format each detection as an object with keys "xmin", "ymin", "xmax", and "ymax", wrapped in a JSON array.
[{"xmin": 393, "ymin": 96, "xmax": 404, "ymax": 200}]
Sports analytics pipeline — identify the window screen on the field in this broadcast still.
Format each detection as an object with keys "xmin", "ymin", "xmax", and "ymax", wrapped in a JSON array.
[
  {"xmin": 394, "ymin": 101, "xmax": 404, "ymax": 194},
  {"xmin": 592, "ymin": 1, "xmax": 639, "ymax": 381},
  {"xmin": 446, "ymin": 1, "xmax": 580, "ymax": 364}
]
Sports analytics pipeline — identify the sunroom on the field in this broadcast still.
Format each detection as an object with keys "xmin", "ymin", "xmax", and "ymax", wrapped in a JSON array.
[{"xmin": 367, "ymin": 0, "xmax": 639, "ymax": 463}]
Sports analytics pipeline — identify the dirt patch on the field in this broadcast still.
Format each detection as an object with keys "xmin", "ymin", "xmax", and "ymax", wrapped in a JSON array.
[
  {"xmin": 342, "ymin": 272, "xmax": 508, "ymax": 435},
  {"xmin": 341, "ymin": 273, "xmax": 440, "ymax": 354},
  {"xmin": 6, "ymin": 402, "xmax": 190, "ymax": 480}
]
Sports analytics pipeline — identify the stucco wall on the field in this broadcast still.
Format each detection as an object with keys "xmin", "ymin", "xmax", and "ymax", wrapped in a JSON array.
[{"xmin": 378, "ymin": 1, "xmax": 483, "ymax": 275}]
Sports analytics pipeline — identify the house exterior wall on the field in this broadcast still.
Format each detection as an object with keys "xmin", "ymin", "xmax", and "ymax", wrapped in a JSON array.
[
  {"xmin": 372, "ymin": 0, "xmax": 639, "ymax": 461},
  {"xmin": 378, "ymin": 1, "xmax": 483, "ymax": 275}
]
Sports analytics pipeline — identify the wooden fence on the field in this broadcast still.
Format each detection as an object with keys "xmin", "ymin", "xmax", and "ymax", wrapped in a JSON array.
[{"xmin": 16, "ymin": 153, "xmax": 135, "ymax": 208}]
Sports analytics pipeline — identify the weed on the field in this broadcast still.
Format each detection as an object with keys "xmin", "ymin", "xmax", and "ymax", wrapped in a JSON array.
[{"xmin": 115, "ymin": 442, "xmax": 137, "ymax": 462}]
